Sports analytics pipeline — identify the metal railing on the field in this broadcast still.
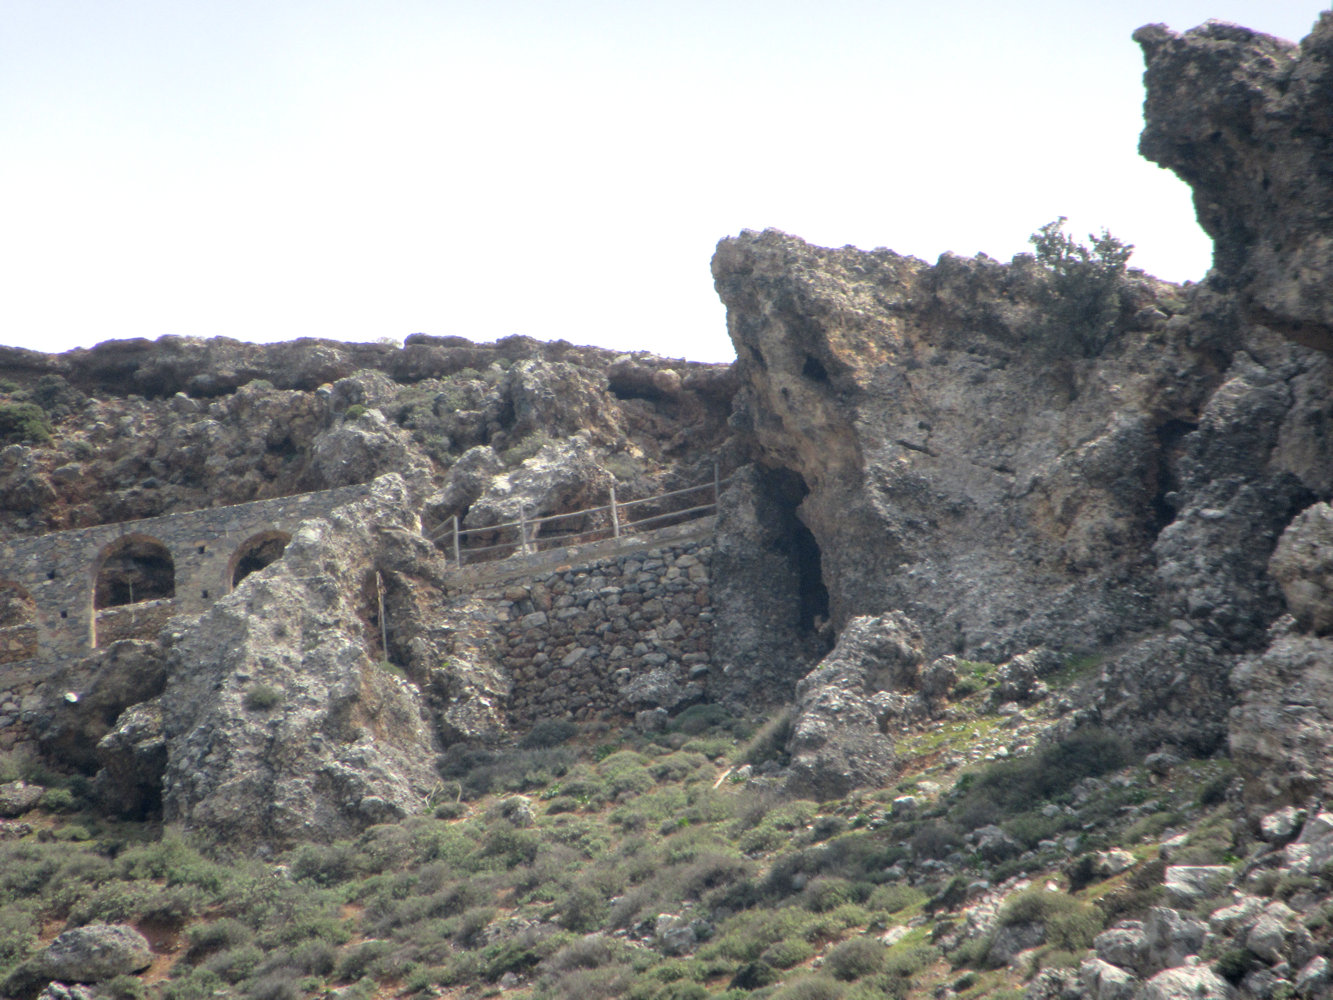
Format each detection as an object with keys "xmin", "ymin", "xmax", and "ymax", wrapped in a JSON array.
[{"xmin": 429, "ymin": 465, "xmax": 730, "ymax": 568}]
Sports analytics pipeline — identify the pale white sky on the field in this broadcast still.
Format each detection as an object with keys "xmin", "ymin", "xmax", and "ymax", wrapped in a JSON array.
[{"xmin": 1, "ymin": 1, "xmax": 1326, "ymax": 363}]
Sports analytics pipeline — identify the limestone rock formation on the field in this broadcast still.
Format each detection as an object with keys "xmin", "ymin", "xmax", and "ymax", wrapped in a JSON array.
[
  {"xmin": 784, "ymin": 612, "xmax": 924, "ymax": 798},
  {"xmin": 158, "ymin": 474, "xmax": 443, "ymax": 850},
  {"xmin": 712, "ymin": 220, "xmax": 1333, "ymax": 757},
  {"xmin": 1137, "ymin": 14, "xmax": 1333, "ymax": 351}
]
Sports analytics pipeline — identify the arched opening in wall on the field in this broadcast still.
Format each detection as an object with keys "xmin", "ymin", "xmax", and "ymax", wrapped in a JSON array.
[
  {"xmin": 229, "ymin": 531, "xmax": 292, "ymax": 589},
  {"xmin": 0, "ymin": 581, "xmax": 38, "ymax": 663},
  {"xmin": 94, "ymin": 535, "xmax": 175, "ymax": 609}
]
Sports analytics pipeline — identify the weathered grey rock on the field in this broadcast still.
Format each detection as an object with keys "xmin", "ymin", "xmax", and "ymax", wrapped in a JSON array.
[
  {"xmin": 1163, "ymin": 866, "xmax": 1232, "ymax": 907},
  {"xmin": 41, "ymin": 924, "xmax": 152, "ymax": 983},
  {"xmin": 973, "ymin": 825, "xmax": 1023, "ymax": 862},
  {"xmin": 707, "ymin": 465, "xmax": 831, "ymax": 705},
  {"xmin": 1295, "ymin": 955, "xmax": 1330, "ymax": 996},
  {"xmin": 1139, "ymin": 963, "xmax": 1232, "ymax": 1000},
  {"xmin": 0, "ymin": 780, "xmax": 43, "ymax": 817},
  {"xmin": 159, "ymin": 475, "xmax": 443, "ymax": 850},
  {"xmin": 1137, "ymin": 15, "xmax": 1333, "ymax": 351},
  {"xmin": 93, "ymin": 701, "xmax": 166, "ymax": 818},
  {"xmin": 1260, "ymin": 806, "xmax": 1307, "ymax": 843},
  {"xmin": 714, "ymin": 229, "xmax": 1191, "ymax": 668},
  {"xmin": 1143, "ymin": 907, "xmax": 1206, "ymax": 970},
  {"xmin": 503, "ymin": 359, "xmax": 622, "ymax": 445},
  {"xmin": 305, "ymin": 407, "xmax": 432, "ymax": 495},
  {"xmin": 462, "ymin": 434, "xmax": 613, "ymax": 542},
  {"xmin": 784, "ymin": 613, "xmax": 922, "ymax": 798},
  {"xmin": 1231, "ymin": 622, "xmax": 1333, "ymax": 809},
  {"xmin": 653, "ymin": 913, "xmax": 702, "ymax": 956},
  {"xmin": 1247, "ymin": 906, "xmax": 1294, "ymax": 964},
  {"xmin": 620, "ymin": 668, "xmax": 699, "ymax": 711},
  {"xmin": 1092, "ymin": 849, "xmax": 1136, "ymax": 878},
  {"xmin": 1080, "ymin": 958, "xmax": 1138, "ymax": 1000},
  {"xmin": 987, "ymin": 920, "xmax": 1045, "ymax": 967},
  {"xmin": 1094, "ymin": 922, "xmax": 1149, "ymax": 976},
  {"xmin": 1270, "ymin": 503, "xmax": 1333, "ymax": 634},
  {"xmin": 36, "ymin": 984, "xmax": 103, "ymax": 1000},
  {"xmin": 33, "ymin": 640, "xmax": 168, "ymax": 772},
  {"xmin": 990, "ymin": 649, "xmax": 1059, "ymax": 706},
  {"xmin": 1209, "ymin": 895, "xmax": 1265, "ymax": 936}
]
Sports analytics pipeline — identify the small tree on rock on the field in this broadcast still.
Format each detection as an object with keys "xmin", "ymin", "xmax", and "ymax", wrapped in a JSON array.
[{"xmin": 1028, "ymin": 217, "xmax": 1134, "ymax": 357}]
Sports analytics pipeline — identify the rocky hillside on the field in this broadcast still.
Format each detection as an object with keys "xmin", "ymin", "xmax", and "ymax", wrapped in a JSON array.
[{"xmin": 1, "ymin": 11, "xmax": 1333, "ymax": 1000}]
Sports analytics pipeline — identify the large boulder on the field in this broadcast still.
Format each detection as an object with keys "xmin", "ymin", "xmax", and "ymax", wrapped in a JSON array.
[
  {"xmin": 784, "ymin": 613, "xmax": 923, "ymax": 797},
  {"xmin": 159, "ymin": 475, "xmax": 443, "ymax": 850},
  {"xmin": 40, "ymin": 924, "xmax": 152, "ymax": 983}
]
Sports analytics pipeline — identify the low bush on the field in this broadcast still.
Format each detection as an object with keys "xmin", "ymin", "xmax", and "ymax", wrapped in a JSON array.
[
  {"xmin": 770, "ymin": 975, "xmax": 845, "ymax": 1000},
  {"xmin": 0, "ymin": 401, "xmax": 51, "ymax": 444},
  {"xmin": 243, "ymin": 684, "xmax": 283, "ymax": 712},
  {"xmin": 825, "ymin": 936, "xmax": 886, "ymax": 981}
]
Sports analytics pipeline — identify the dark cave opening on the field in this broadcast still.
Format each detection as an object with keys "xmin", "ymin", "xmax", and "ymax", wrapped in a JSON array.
[
  {"xmin": 764, "ymin": 467, "xmax": 830, "ymax": 634},
  {"xmin": 1152, "ymin": 418, "xmax": 1199, "ymax": 532},
  {"xmin": 801, "ymin": 353, "xmax": 830, "ymax": 384}
]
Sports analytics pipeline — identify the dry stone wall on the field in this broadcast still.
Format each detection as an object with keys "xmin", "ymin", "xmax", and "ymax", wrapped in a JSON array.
[{"xmin": 442, "ymin": 522, "xmax": 715, "ymax": 727}]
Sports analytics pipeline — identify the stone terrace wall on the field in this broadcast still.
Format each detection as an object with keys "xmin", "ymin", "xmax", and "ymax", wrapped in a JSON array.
[{"xmin": 443, "ymin": 521, "xmax": 715, "ymax": 726}]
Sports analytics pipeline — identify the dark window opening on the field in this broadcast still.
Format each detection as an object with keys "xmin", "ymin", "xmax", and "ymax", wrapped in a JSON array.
[
  {"xmin": 231, "ymin": 531, "xmax": 292, "ymax": 589},
  {"xmin": 95, "ymin": 537, "xmax": 176, "ymax": 609}
]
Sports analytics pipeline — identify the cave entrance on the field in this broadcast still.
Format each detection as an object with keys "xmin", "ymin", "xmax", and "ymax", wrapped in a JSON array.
[
  {"xmin": 94, "ymin": 535, "xmax": 175, "ymax": 610},
  {"xmin": 764, "ymin": 468, "xmax": 830, "ymax": 635},
  {"xmin": 230, "ymin": 531, "xmax": 292, "ymax": 589}
]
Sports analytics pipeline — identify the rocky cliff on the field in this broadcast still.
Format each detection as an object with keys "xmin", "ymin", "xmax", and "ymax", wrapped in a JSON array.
[{"xmin": 2, "ymin": 13, "xmax": 1333, "ymax": 1000}]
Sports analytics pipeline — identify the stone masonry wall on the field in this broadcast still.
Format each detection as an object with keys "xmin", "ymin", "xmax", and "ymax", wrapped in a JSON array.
[{"xmin": 442, "ymin": 523, "xmax": 714, "ymax": 727}]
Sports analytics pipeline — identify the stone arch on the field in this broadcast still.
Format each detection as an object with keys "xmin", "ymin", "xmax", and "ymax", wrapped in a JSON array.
[
  {"xmin": 0, "ymin": 581, "xmax": 38, "ymax": 664},
  {"xmin": 229, "ymin": 530, "xmax": 291, "ymax": 589},
  {"xmin": 94, "ymin": 534, "xmax": 176, "ymax": 610}
]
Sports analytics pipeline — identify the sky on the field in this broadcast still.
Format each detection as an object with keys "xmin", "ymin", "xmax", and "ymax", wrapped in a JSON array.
[{"xmin": 1, "ymin": 2, "xmax": 1327, "ymax": 364}]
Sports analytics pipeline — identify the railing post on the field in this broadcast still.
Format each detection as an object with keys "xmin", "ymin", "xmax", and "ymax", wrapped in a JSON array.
[
  {"xmin": 713, "ymin": 461, "xmax": 721, "ymax": 509},
  {"xmin": 451, "ymin": 515, "xmax": 461, "ymax": 567},
  {"xmin": 609, "ymin": 484, "xmax": 620, "ymax": 538},
  {"xmin": 376, "ymin": 571, "xmax": 389, "ymax": 660},
  {"xmin": 519, "ymin": 507, "xmax": 529, "ymax": 555}
]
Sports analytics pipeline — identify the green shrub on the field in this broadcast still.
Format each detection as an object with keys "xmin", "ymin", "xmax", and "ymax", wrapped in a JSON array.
[
  {"xmin": 343, "ymin": 404, "xmax": 368, "ymax": 421},
  {"xmin": 996, "ymin": 888, "xmax": 1103, "ymax": 952},
  {"xmin": 1027, "ymin": 217, "xmax": 1134, "ymax": 357},
  {"xmin": 555, "ymin": 884, "xmax": 609, "ymax": 932},
  {"xmin": 825, "ymin": 937, "xmax": 886, "ymax": 981},
  {"xmin": 522, "ymin": 719, "xmax": 579, "ymax": 749},
  {"xmin": 502, "ymin": 432, "xmax": 551, "ymax": 466},
  {"xmin": 41, "ymin": 787, "xmax": 80, "ymax": 813},
  {"xmin": 103, "ymin": 974, "xmax": 147, "ymax": 1000},
  {"xmin": 760, "ymin": 937, "xmax": 815, "ymax": 969},
  {"xmin": 243, "ymin": 684, "xmax": 283, "ymax": 712},
  {"xmin": 0, "ymin": 402, "xmax": 51, "ymax": 444},
  {"xmin": 771, "ymin": 975, "xmax": 845, "ymax": 1000}
]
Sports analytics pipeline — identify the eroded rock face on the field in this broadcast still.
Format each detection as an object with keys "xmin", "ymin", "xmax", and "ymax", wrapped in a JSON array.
[
  {"xmin": 158, "ymin": 475, "xmax": 443, "ymax": 850},
  {"xmin": 1136, "ymin": 15, "xmax": 1333, "ymax": 351},
  {"xmin": 712, "ymin": 229, "xmax": 1209, "ymax": 664}
]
